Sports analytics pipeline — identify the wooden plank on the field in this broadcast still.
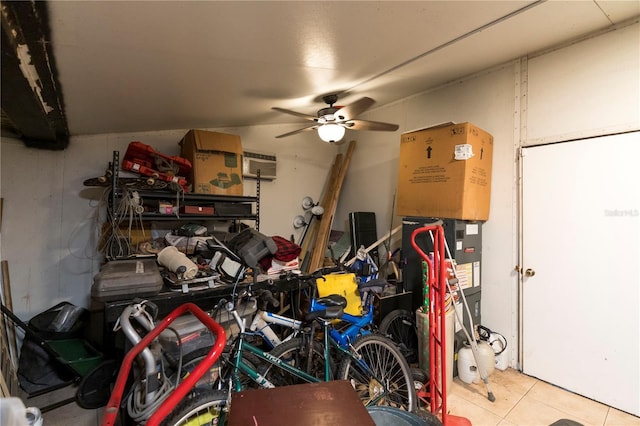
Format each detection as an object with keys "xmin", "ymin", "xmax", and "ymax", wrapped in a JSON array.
[
  {"xmin": 1, "ymin": 261, "xmax": 19, "ymax": 369},
  {"xmin": 308, "ymin": 140, "xmax": 356, "ymax": 271},
  {"xmin": 299, "ymin": 153, "xmax": 343, "ymax": 267}
]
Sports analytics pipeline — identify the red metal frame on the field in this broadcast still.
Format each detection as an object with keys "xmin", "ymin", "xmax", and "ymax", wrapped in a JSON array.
[
  {"xmin": 411, "ymin": 225, "xmax": 447, "ymax": 418},
  {"xmin": 411, "ymin": 224, "xmax": 471, "ymax": 426},
  {"xmin": 101, "ymin": 302, "xmax": 226, "ymax": 426}
]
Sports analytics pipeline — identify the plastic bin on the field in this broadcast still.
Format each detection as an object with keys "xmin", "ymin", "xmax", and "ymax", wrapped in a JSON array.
[
  {"xmin": 46, "ymin": 338, "xmax": 104, "ymax": 377},
  {"xmin": 316, "ymin": 273, "xmax": 363, "ymax": 316}
]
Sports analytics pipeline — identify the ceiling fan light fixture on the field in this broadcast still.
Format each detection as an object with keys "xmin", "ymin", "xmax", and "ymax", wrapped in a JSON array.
[{"xmin": 317, "ymin": 123, "xmax": 345, "ymax": 143}]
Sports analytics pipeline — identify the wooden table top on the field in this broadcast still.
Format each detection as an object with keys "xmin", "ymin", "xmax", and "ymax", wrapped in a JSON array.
[{"xmin": 228, "ymin": 380, "xmax": 376, "ymax": 426}]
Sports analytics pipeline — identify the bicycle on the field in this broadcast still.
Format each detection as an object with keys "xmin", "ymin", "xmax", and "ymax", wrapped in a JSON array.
[{"xmin": 167, "ymin": 271, "xmax": 416, "ymax": 423}]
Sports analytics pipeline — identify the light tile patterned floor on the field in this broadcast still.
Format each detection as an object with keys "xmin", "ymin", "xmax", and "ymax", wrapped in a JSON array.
[
  {"xmin": 446, "ymin": 369, "xmax": 639, "ymax": 426},
  {"xmin": 39, "ymin": 368, "xmax": 640, "ymax": 425}
]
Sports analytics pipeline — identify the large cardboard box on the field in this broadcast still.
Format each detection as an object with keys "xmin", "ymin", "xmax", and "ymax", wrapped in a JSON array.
[
  {"xmin": 397, "ymin": 122, "xmax": 493, "ymax": 221},
  {"xmin": 180, "ymin": 130, "xmax": 244, "ymax": 195}
]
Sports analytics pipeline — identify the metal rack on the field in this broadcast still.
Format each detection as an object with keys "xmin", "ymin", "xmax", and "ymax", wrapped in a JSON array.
[{"xmin": 106, "ymin": 150, "xmax": 260, "ymax": 226}]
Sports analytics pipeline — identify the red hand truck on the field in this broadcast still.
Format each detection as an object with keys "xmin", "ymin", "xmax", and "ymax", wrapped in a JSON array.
[{"xmin": 411, "ymin": 223, "xmax": 471, "ymax": 426}]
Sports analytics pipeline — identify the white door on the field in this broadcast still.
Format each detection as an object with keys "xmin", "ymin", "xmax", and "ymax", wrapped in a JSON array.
[{"xmin": 522, "ymin": 132, "xmax": 640, "ymax": 416}]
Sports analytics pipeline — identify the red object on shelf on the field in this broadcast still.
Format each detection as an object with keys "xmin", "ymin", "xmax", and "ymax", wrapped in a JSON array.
[
  {"xmin": 180, "ymin": 205, "xmax": 215, "ymax": 215},
  {"xmin": 122, "ymin": 141, "xmax": 191, "ymax": 190}
]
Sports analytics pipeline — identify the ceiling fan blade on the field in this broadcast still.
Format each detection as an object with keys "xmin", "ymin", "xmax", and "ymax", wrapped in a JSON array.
[
  {"xmin": 275, "ymin": 124, "xmax": 319, "ymax": 138},
  {"xmin": 272, "ymin": 107, "xmax": 318, "ymax": 121},
  {"xmin": 343, "ymin": 119, "xmax": 399, "ymax": 132},
  {"xmin": 333, "ymin": 97, "xmax": 375, "ymax": 121}
]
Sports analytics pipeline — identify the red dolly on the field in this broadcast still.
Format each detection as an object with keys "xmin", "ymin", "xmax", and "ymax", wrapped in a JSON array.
[{"xmin": 411, "ymin": 223, "xmax": 471, "ymax": 426}]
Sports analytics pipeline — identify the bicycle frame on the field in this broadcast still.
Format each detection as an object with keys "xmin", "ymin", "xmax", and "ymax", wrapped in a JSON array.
[
  {"xmin": 309, "ymin": 288, "xmax": 378, "ymax": 348},
  {"xmin": 248, "ymin": 309, "xmax": 302, "ymax": 348},
  {"xmin": 244, "ymin": 283, "xmax": 374, "ymax": 351},
  {"xmin": 228, "ymin": 309, "xmax": 325, "ymax": 390},
  {"xmin": 225, "ymin": 305, "xmax": 386, "ymax": 407}
]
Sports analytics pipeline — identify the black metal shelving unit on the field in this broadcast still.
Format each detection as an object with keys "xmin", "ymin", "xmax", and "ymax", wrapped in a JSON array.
[{"xmin": 106, "ymin": 150, "xmax": 260, "ymax": 227}]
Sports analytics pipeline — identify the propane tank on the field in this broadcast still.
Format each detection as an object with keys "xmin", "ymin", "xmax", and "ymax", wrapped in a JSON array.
[{"xmin": 457, "ymin": 340, "xmax": 495, "ymax": 384}]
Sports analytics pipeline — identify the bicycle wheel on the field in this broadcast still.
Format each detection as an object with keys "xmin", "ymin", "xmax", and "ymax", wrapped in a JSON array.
[
  {"xmin": 161, "ymin": 388, "xmax": 227, "ymax": 426},
  {"xmin": 263, "ymin": 337, "xmax": 328, "ymax": 386},
  {"xmin": 337, "ymin": 334, "xmax": 416, "ymax": 412},
  {"xmin": 411, "ymin": 366, "xmax": 430, "ymax": 409},
  {"xmin": 379, "ymin": 308, "xmax": 419, "ymax": 365}
]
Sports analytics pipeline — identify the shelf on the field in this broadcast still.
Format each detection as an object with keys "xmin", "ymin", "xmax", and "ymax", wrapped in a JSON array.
[
  {"xmin": 104, "ymin": 150, "xmax": 260, "ymax": 231},
  {"xmin": 131, "ymin": 190, "xmax": 257, "ymax": 204},
  {"xmin": 137, "ymin": 213, "xmax": 258, "ymax": 221}
]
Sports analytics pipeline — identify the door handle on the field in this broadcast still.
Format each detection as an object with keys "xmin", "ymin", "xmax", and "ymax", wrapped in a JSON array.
[{"xmin": 525, "ymin": 268, "xmax": 536, "ymax": 277}]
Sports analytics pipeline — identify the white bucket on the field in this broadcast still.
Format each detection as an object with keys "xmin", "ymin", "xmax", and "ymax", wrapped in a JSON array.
[{"xmin": 457, "ymin": 340, "xmax": 495, "ymax": 384}]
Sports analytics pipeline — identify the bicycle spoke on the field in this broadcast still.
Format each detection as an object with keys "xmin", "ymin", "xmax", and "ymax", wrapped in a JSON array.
[{"xmin": 339, "ymin": 334, "xmax": 416, "ymax": 412}]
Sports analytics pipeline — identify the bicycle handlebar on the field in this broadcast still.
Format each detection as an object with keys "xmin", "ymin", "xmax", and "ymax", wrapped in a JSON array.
[
  {"xmin": 257, "ymin": 289, "xmax": 280, "ymax": 310},
  {"xmin": 278, "ymin": 264, "xmax": 346, "ymax": 284}
]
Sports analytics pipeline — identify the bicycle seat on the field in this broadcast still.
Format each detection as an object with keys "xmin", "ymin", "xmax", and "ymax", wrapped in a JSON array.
[
  {"xmin": 305, "ymin": 306, "xmax": 344, "ymax": 322},
  {"xmin": 315, "ymin": 294, "xmax": 348, "ymax": 308}
]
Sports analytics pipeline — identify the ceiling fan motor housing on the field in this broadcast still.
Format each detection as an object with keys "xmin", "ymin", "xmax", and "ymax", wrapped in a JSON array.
[{"xmin": 317, "ymin": 106, "xmax": 341, "ymax": 122}]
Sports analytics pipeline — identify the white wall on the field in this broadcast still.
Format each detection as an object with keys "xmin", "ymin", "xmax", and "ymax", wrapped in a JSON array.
[
  {"xmin": 1, "ymin": 22, "xmax": 637, "ymax": 374},
  {"xmin": 0, "ymin": 125, "xmax": 337, "ymax": 320},
  {"xmin": 526, "ymin": 23, "xmax": 640, "ymax": 145},
  {"xmin": 335, "ymin": 20, "xmax": 640, "ymax": 369},
  {"xmin": 336, "ymin": 64, "xmax": 521, "ymax": 365}
]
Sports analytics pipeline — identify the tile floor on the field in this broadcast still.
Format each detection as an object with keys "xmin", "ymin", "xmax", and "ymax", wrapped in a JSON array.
[{"xmin": 37, "ymin": 368, "xmax": 640, "ymax": 425}]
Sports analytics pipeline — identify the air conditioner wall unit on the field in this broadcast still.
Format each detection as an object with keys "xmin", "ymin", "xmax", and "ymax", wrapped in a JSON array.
[{"xmin": 243, "ymin": 151, "xmax": 277, "ymax": 180}]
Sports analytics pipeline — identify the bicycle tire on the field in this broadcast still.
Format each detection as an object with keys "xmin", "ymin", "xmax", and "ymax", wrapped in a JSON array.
[
  {"xmin": 160, "ymin": 388, "xmax": 227, "ymax": 426},
  {"xmin": 263, "ymin": 337, "xmax": 329, "ymax": 386},
  {"xmin": 379, "ymin": 308, "xmax": 419, "ymax": 365},
  {"xmin": 337, "ymin": 334, "xmax": 417, "ymax": 412}
]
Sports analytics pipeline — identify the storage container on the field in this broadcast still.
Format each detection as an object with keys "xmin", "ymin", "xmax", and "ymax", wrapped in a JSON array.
[
  {"xmin": 397, "ymin": 122, "xmax": 493, "ymax": 221},
  {"xmin": 227, "ymin": 228, "xmax": 277, "ymax": 268},
  {"xmin": 179, "ymin": 129, "xmax": 244, "ymax": 195},
  {"xmin": 46, "ymin": 338, "xmax": 104, "ymax": 376},
  {"xmin": 316, "ymin": 273, "xmax": 362, "ymax": 316},
  {"xmin": 159, "ymin": 297, "xmax": 257, "ymax": 358},
  {"xmin": 91, "ymin": 259, "xmax": 163, "ymax": 302}
]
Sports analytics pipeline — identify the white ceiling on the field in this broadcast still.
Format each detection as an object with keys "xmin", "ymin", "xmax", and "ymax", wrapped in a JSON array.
[{"xmin": 47, "ymin": 1, "xmax": 639, "ymax": 137}]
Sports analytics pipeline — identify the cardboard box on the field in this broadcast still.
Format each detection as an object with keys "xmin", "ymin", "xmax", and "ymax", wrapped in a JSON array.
[
  {"xmin": 396, "ymin": 122, "xmax": 493, "ymax": 221},
  {"xmin": 180, "ymin": 130, "xmax": 244, "ymax": 195}
]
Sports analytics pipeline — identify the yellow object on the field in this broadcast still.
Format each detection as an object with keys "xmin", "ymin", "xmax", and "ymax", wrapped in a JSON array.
[{"xmin": 316, "ymin": 273, "xmax": 363, "ymax": 316}]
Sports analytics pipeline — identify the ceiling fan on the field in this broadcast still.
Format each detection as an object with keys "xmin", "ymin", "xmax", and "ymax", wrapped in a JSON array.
[{"xmin": 272, "ymin": 94, "xmax": 399, "ymax": 143}]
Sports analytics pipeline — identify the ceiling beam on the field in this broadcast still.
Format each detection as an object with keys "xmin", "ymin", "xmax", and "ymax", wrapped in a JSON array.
[{"xmin": 1, "ymin": 1, "xmax": 69, "ymax": 149}]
